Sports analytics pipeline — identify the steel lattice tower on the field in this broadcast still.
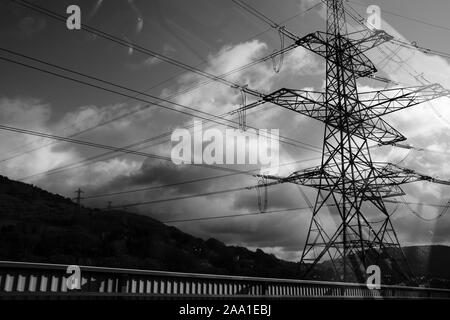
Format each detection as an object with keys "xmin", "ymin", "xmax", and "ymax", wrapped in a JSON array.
[
  {"xmin": 298, "ymin": 0, "xmax": 409, "ymax": 283},
  {"xmin": 237, "ymin": 0, "xmax": 450, "ymax": 283},
  {"xmin": 291, "ymin": 0, "xmax": 412, "ymax": 283}
]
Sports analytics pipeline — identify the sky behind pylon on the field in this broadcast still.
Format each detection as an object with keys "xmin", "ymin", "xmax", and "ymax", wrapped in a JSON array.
[{"xmin": 1, "ymin": 0, "xmax": 450, "ymax": 261}]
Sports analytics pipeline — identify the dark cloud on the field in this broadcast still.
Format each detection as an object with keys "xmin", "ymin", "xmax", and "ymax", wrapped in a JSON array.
[
  {"xmin": 100, "ymin": 158, "xmax": 235, "ymax": 195},
  {"xmin": 232, "ymin": 183, "xmax": 307, "ymax": 211},
  {"xmin": 18, "ymin": 15, "xmax": 47, "ymax": 37}
]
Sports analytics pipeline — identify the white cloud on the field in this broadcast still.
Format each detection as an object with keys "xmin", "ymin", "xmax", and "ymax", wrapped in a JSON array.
[
  {"xmin": 0, "ymin": 98, "xmax": 146, "ymax": 196},
  {"xmin": 143, "ymin": 43, "xmax": 177, "ymax": 68},
  {"xmin": 0, "ymin": 97, "xmax": 50, "ymax": 129},
  {"xmin": 0, "ymin": 98, "xmax": 79, "ymax": 181},
  {"xmin": 65, "ymin": 157, "xmax": 141, "ymax": 189}
]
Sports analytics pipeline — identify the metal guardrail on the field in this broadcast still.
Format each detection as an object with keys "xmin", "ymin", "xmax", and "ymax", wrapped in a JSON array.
[{"xmin": 1, "ymin": 261, "xmax": 450, "ymax": 299}]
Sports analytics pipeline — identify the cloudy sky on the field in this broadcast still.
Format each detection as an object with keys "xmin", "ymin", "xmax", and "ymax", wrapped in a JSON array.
[{"xmin": 1, "ymin": 0, "xmax": 450, "ymax": 262}]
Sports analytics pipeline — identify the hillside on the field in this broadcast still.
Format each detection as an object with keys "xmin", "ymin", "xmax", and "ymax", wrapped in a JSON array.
[
  {"xmin": 403, "ymin": 246, "xmax": 450, "ymax": 287},
  {"xmin": 0, "ymin": 175, "xmax": 305, "ymax": 279},
  {"xmin": 0, "ymin": 175, "xmax": 449, "ymax": 287}
]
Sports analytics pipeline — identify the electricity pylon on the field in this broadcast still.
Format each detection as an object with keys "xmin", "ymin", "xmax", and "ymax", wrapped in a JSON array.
[
  {"xmin": 73, "ymin": 188, "xmax": 84, "ymax": 214},
  {"xmin": 235, "ymin": 0, "xmax": 450, "ymax": 283}
]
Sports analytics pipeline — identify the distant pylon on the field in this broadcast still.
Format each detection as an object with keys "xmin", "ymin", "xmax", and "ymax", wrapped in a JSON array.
[{"xmin": 73, "ymin": 188, "xmax": 84, "ymax": 212}]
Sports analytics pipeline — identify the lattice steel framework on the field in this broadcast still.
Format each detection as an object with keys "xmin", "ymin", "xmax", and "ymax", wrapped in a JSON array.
[{"xmin": 238, "ymin": 0, "xmax": 450, "ymax": 283}]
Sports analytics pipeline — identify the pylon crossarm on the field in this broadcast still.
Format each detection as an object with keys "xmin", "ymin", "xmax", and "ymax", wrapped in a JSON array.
[
  {"xmin": 358, "ymin": 83, "xmax": 450, "ymax": 118},
  {"xmin": 371, "ymin": 163, "xmax": 444, "ymax": 187},
  {"xmin": 252, "ymin": 166, "xmax": 324, "ymax": 189},
  {"xmin": 262, "ymin": 88, "xmax": 405, "ymax": 144},
  {"xmin": 259, "ymin": 166, "xmax": 378, "ymax": 195},
  {"xmin": 276, "ymin": 25, "xmax": 302, "ymax": 43},
  {"xmin": 346, "ymin": 114, "xmax": 406, "ymax": 145},
  {"xmin": 295, "ymin": 32, "xmax": 327, "ymax": 55},
  {"xmin": 228, "ymin": 99, "xmax": 266, "ymax": 116},
  {"xmin": 253, "ymin": 163, "xmax": 409, "ymax": 195},
  {"xmin": 246, "ymin": 179, "xmax": 281, "ymax": 190},
  {"xmin": 263, "ymin": 88, "xmax": 327, "ymax": 120},
  {"xmin": 295, "ymin": 31, "xmax": 377, "ymax": 77},
  {"xmin": 385, "ymin": 163, "xmax": 450, "ymax": 186},
  {"xmin": 257, "ymin": 164, "xmax": 417, "ymax": 201},
  {"xmin": 362, "ymin": 188, "xmax": 405, "ymax": 200},
  {"xmin": 430, "ymin": 178, "xmax": 450, "ymax": 186},
  {"xmin": 346, "ymin": 29, "xmax": 394, "ymax": 52}
]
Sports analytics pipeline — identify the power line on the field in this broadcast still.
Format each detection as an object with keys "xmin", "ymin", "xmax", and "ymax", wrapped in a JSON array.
[
  {"xmin": 9, "ymin": 0, "xmax": 263, "ymax": 98},
  {"xmin": 16, "ymin": 87, "xmax": 327, "ymax": 182},
  {"xmin": 107, "ymin": 175, "xmax": 448, "ymax": 212},
  {"xmin": 269, "ymin": 2, "xmax": 322, "ymax": 26},
  {"xmin": 345, "ymin": 2, "xmax": 450, "ymax": 134},
  {"xmin": 87, "ymin": 173, "xmax": 242, "ymax": 200},
  {"xmin": 163, "ymin": 206, "xmax": 310, "ymax": 223},
  {"xmin": 1, "ymin": 1, "xmax": 324, "ymax": 180},
  {"xmin": 1, "ymin": 122, "xmax": 320, "ymax": 200},
  {"xmin": 83, "ymin": 156, "xmax": 321, "ymax": 200},
  {"xmin": 0, "ymin": 123, "xmax": 254, "ymax": 177},
  {"xmin": 349, "ymin": 0, "xmax": 450, "ymax": 33},
  {"xmin": 110, "ymin": 185, "xmax": 252, "ymax": 209},
  {"xmin": 160, "ymin": 199, "xmax": 448, "ymax": 224},
  {"xmin": 0, "ymin": 50, "xmax": 243, "ymax": 139},
  {"xmin": 346, "ymin": 2, "xmax": 450, "ymax": 128},
  {"xmin": 344, "ymin": 4, "xmax": 416, "ymax": 88},
  {"xmin": 2, "ymin": 3, "xmax": 320, "ymax": 160},
  {"xmin": 233, "ymin": 0, "xmax": 281, "ymax": 29},
  {"xmin": 83, "ymin": 149, "xmax": 379, "ymax": 206},
  {"xmin": 386, "ymin": 199, "xmax": 449, "ymax": 209},
  {"xmin": 391, "ymin": 38, "xmax": 450, "ymax": 59},
  {"xmin": 394, "ymin": 196, "xmax": 450, "ymax": 222},
  {"xmin": 0, "ymin": 52, "xmax": 325, "ymax": 184},
  {"xmin": 0, "ymin": 46, "xmax": 321, "ymax": 164},
  {"xmin": 17, "ymin": 140, "xmax": 157, "ymax": 181},
  {"xmin": 0, "ymin": 50, "xmax": 311, "ymax": 155},
  {"xmin": 16, "ymin": 101, "xmax": 308, "ymax": 182},
  {"xmin": 0, "ymin": 54, "xmax": 232, "ymax": 128},
  {"xmin": 391, "ymin": 143, "xmax": 450, "ymax": 156},
  {"xmin": 346, "ymin": 1, "xmax": 450, "ymax": 60}
]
